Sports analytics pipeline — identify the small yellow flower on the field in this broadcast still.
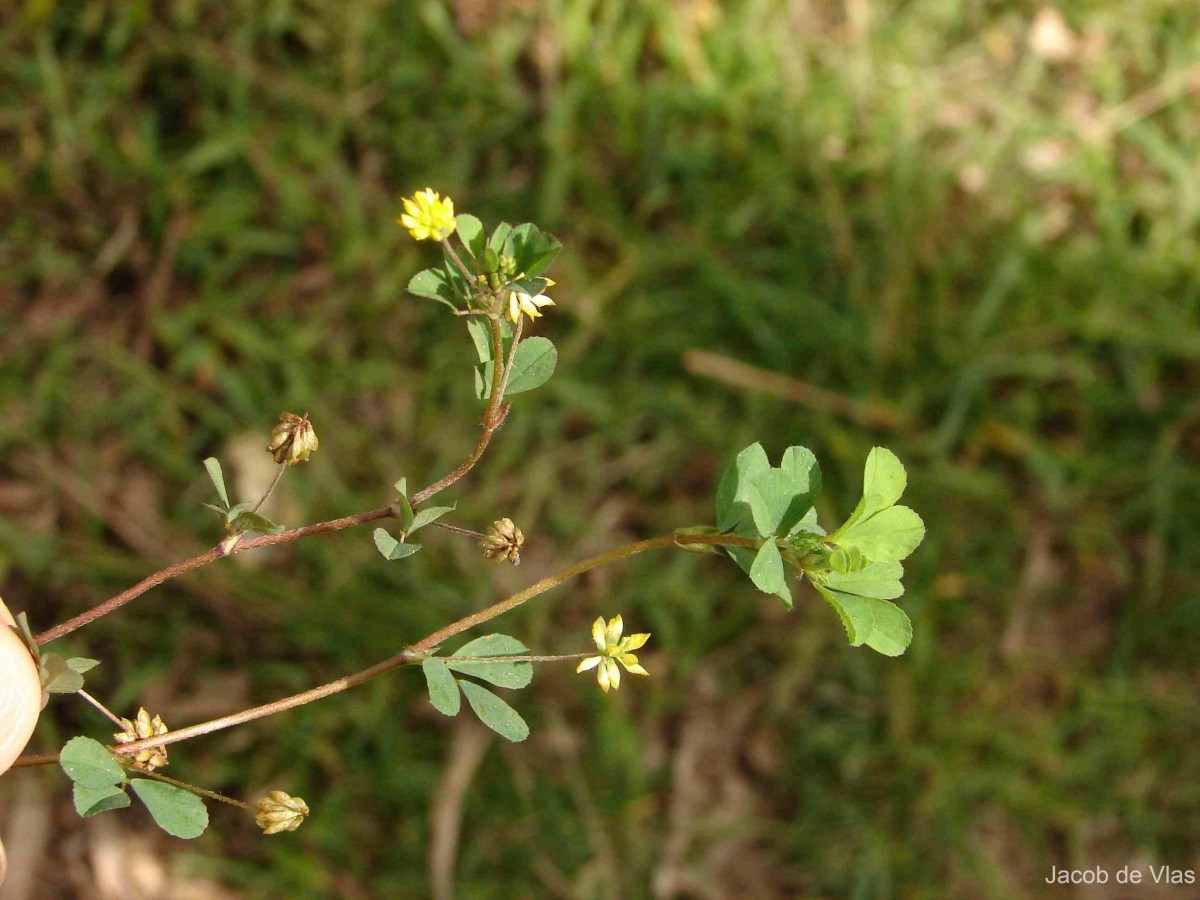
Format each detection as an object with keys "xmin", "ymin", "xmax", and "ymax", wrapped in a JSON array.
[
  {"xmin": 576, "ymin": 614, "xmax": 650, "ymax": 693},
  {"xmin": 254, "ymin": 790, "xmax": 310, "ymax": 835},
  {"xmin": 114, "ymin": 708, "xmax": 169, "ymax": 771},
  {"xmin": 399, "ymin": 188, "xmax": 457, "ymax": 241},
  {"xmin": 506, "ymin": 279, "xmax": 556, "ymax": 324}
]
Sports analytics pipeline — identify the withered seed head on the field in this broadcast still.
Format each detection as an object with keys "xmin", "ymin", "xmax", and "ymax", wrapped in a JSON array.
[{"xmin": 480, "ymin": 518, "xmax": 524, "ymax": 566}]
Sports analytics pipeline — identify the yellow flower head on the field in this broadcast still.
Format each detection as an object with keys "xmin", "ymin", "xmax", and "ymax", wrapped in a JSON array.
[
  {"xmin": 576, "ymin": 614, "xmax": 650, "ymax": 693},
  {"xmin": 399, "ymin": 188, "xmax": 457, "ymax": 241},
  {"xmin": 506, "ymin": 279, "xmax": 556, "ymax": 324}
]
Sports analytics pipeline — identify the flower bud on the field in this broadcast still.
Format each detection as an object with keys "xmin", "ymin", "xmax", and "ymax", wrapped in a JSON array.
[
  {"xmin": 480, "ymin": 518, "xmax": 524, "ymax": 566},
  {"xmin": 267, "ymin": 413, "xmax": 318, "ymax": 466},
  {"xmin": 114, "ymin": 707, "xmax": 169, "ymax": 771},
  {"xmin": 255, "ymin": 790, "xmax": 310, "ymax": 835}
]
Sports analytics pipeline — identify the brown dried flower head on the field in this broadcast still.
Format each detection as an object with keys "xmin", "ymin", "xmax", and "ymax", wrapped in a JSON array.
[
  {"xmin": 267, "ymin": 412, "xmax": 318, "ymax": 466},
  {"xmin": 480, "ymin": 517, "xmax": 524, "ymax": 565},
  {"xmin": 255, "ymin": 790, "xmax": 310, "ymax": 835},
  {"xmin": 114, "ymin": 707, "xmax": 169, "ymax": 771}
]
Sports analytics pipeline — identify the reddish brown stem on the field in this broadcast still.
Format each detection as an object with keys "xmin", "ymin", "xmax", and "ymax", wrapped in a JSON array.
[
  {"xmin": 107, "ymin": 532, "xmax": 760, "ymax": 758},
  {"xmin": 36, "ymin": 506, "xmax": 395, "ymax": 644}
]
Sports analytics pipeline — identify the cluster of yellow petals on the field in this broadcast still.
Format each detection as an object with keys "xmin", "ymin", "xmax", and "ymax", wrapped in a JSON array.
[
  {"xmin": 577, "ymin": 615, "xmax": 650, "ymax": 693},
  {"xmin": 398, "ymin": 188, "xmax": 457, "ymax": 241}
]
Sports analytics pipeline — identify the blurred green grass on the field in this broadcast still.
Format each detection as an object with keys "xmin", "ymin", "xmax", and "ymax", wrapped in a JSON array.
[{"xmin": 1, "ymin": 0, "xmax": 1198, "ymax": 896}]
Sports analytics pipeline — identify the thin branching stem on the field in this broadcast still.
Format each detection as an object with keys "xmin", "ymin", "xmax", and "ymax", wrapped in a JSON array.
[{"xmin": 105, "ymin": 532, "xmax": 760, "ymax": 758}]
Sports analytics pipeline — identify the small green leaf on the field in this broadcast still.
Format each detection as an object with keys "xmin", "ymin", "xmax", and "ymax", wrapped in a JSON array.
[
  {"xmin": 422, "ymin": 658, "xmax": 461, "ymax": 716},
  {"xmin": 746, "ymin": 446, "xmax": 821, "ymax": 537},
  {"xmin": 395, "ymin": 492, "xmax": 415, "ymax": 532},
  {"xmin": 203, "ymin": 458, "xmax": 230, "ymax": 509},
  {"xmin": 837, "ymin": 506, "xmax": 926, "ymax": 562},
  {"xmin": 408, "ymin": 268, "xmax": 459, "ymax": 311},
  {"xmin": 130, "ymin": 779, "xmax": 209, "ymax": 839},
  {"xmin": 14, "ymin": 612, "xmax": 39, "ymax": 659},
  {"xmin": 74, "ymin": 783, "xmax": 131, "ymax": 817},
  {"xmin": 66, "ymin": 658, "xmax": 100, "ymax": 674},
  {"xmin": 862, "ymin": 447, "xmax": 908, "ymax": 515},
  {"xmin": 748, "ymin": 541, "xmax": 792, "ymax": 607},
  {"xmin": 227, "ymin": 510, "xmax": 285, "ymax": 536},
  {"xmin": 393, "ymin": 477, "xmax": 407, "ymax": 496},
  {"xmin": 507, "ymin": 224, "xmax": 562, "ymax": 278},
  {"xmin": 466, "ymin": 317, "xmax": 494, "ymax": 363},
  {"xmin": 373, "ymin": 529, "xmax": 422, "ymax": 561},
  {"xmin": 715, "ymin": 443, "xmax": 771, "ymax": 534},
  {"xmin": 455, "ymin": 214, "xmax": 485, "ymax": 262},
  {"xmin": 488, "ymin": 222, "xmax": 512, "ymax": 256},
  {"xmin": 506, "ymin": 276, "xmax": 549, "ymax": 297},
  {"xmin": 41, "ymin": 654, "xmax": 85, "ymax": 694},
  {"xmin": 476, "ymin": 337, "xmax": 558, "ymax": 399},
  {"xmin": 60, "ymin": 737, "xmax": 124, "ymax": 788},
  {"xmin": 814, "ymin": 585, "xmax": 912, "ymax": 656},
  {"xmin": 447, "ymin": 634, "xmax": 532, "ymax": 689},
  {"xmin": 408, "ymin": 504, "xmax": 456, "ymax": 535},
  {"xmin": 459, "ymin": 681, "xmax": 529, "ymax": 742},
  {"xmin": 817, "ymin": 560, "xmax": 905, "ymax": 600},
  {"xmin": 832, "ymin": 447, "xmax": 911, "ymax": 537}
]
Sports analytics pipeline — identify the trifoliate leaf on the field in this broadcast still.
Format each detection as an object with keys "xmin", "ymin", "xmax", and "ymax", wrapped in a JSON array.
[
  {"xmin": 373, "ymin": 528, "xmax": 422, "ymax": 561},
  {"xmin": 130, "ymin": 779, "xmax": 209, "ymax": 839},
  {"xmin": 476, "ymin": 337, "xmax": 558, "ymax": 399},
  {"xmin": 748, "ymin": 541, "xmax": 792, "ymax": 607},
  {"xmin": 407, "ymin": 267, "xmax": 459, "ymax": 311},
  {"xmin": 814, "ymin": 585, "xmax": 912, "ymax": 656},
  {"xmin": 836, "ymin": 506, "xmax": 926, "ymax": 562},
  {"xmin": 74, "ymin": 783, "xmax": 130, "ymax": 817},
  {"xmin": 715, "ymin": 443, "xmax": 771, "ymax": 534},
  {"xmin": 422, "ymin": 658, "xmax": 461, "ymax": 716},
  {"xmin": 203, "ymin": 458, "xmax": 230, "ymax": 509},
  {"xmin": 459, "ymin": 681, "xmax": 529, "ymax": 743},
  {"xmin": 41, "ymin": 653, "xmax": 85, "ymax": 694},
  {"xmin": 60, "ymin": 737, "xmax": 124, "ymax": 788},
  {"xmin": 455, "ymin": 214, "xmax": 485, "ymax": 263},
  {"xmin": 816, "ymin": 560, "xmax": 905, "ymax": 600},
  {"xmin": 408, "ymin": 504, "xmax": 456, "ymax": 536},
  {"xmin": 447, "ymin": 634, "xmax": 532, "ymax": 689}
]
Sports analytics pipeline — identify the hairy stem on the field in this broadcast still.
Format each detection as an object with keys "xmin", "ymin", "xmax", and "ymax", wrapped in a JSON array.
[{"xmin": 108, "ymin": 533, "xmax": 759, "ymax": 757}]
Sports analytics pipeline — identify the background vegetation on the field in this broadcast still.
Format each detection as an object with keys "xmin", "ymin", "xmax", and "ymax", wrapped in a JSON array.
[{"xmin": 2, "ymin": 1, "xmax": 1198, "ymax": 896}]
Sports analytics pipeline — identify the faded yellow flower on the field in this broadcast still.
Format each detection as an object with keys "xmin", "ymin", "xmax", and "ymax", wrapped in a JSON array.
[
  {"xmin": 399, "ymin": 188, "xmax": 457, "ymax": 241},
  {"xmin": 254, "ymin": 790, "xmax": 310, "ymax": 835},
  {"xmin": 114, "ymin": 708, "xmax": 169, "ymax": 771},
  {"xmin": 480, "ymin": 518, "xmax": 524, "ymax": 565},
  {"xmin": 506, "ymin": 279, "xmax": 556, "ymax": 324},
  {"xmin": 576, "ymin": 614, "xmax": 650, "ymax": 693},
  {"xmin": 267, "ymin": 412, "xmax": 318, "ymax": 466}
]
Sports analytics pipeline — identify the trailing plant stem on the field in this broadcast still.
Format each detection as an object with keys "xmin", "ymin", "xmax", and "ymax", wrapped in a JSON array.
[{"xmin": 106, "ymin": 532, "xmax": 759, "ymax": 758}]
